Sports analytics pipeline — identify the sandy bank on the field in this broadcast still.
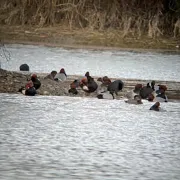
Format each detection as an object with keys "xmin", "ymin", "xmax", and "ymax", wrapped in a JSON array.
[{"xmin": 0, "ymin": 69, "xmax": 180, "ymax": 100}]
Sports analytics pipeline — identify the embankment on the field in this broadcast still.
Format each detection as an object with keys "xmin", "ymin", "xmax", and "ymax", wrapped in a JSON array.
[{"xmin": 0, "ymin": 69, "xmax": 180, "ymax": 100}]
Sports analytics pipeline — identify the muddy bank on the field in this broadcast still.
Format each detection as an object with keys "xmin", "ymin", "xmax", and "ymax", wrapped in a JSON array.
[
  {"xmin": 0, "ymin": 69, "xmax": 180, "ymax": 100},
  {"xmin": 0, "ymin": 26, "xmax": 180, "ymax": 51}
]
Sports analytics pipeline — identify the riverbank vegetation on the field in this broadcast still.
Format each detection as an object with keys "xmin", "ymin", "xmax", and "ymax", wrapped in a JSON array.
[{"xmin": 0, "ymin": 0, "xmax": 180, "ymax": 49}]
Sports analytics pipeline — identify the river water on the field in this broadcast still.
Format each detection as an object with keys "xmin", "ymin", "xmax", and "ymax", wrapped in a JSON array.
[
  {"xmin": 0, "ymin": 94, "xmax": 180, "ymax": 180},
  {"xmin": 0, "ymin": 44, "xmax": 180, "ymax": 180},
  {"xmin": 1, "ymin": 44, "xmax": 180, "ymax": 81}
]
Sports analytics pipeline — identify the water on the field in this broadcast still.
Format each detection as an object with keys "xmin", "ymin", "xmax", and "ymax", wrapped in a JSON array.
[
  {"xmin": 0, "ymin": 94, "xmax": 180, "ymax": 180},
  {"xmin": 1, "ymin": 44, "xmax": 180, "ymax": 179},
  {"xmin": 1, "ymin": 44, "xmax": 180, "ymax": 81}
]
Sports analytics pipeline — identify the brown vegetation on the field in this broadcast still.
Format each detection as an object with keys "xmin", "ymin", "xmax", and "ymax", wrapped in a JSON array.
[{"xmin": 0, "ymin": 0, "xmax": 180, "ymax": 39}]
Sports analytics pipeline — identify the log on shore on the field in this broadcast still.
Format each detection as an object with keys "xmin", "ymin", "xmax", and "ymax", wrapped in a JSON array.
[{"xmin": 0, "ymin": 69, "xmax": 180, "ymax": 100}]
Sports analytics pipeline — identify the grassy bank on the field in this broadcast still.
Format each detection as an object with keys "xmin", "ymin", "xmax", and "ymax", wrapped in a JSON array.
[
  {"xmin": 0, "ymin": 0, "xmax": 180, "ymax": 50},
  {"xmin": 0, "ymin": 25, "xmax": 180, "ymax": 50}
]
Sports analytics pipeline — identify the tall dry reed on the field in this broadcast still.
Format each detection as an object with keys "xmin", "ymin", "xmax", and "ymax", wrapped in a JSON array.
[{"xmin": 0, "ymin": 0, "xmax": 179, "ymax": 37}]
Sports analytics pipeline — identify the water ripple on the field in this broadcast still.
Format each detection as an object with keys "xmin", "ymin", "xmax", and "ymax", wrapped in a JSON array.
[
  {"xmin": 1, "ymin": 44, "xmax": 180, "ymax": 81},
  {"xmin": 0, "ymin": 94, "xmax": 180, "ymax": 179}
]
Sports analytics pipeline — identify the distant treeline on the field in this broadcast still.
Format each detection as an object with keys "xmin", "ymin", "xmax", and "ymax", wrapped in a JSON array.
[{"xmin": 0, "ymin": 0, "xmax": 180, "ymax": 38}]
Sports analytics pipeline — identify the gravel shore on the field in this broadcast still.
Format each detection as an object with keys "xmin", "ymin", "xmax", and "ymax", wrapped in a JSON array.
[{"xmin": 0, "ymin": 69, "xmax": 180, "ymax": 100}]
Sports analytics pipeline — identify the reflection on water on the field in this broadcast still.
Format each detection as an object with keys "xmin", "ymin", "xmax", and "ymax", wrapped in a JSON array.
[
  {"xmin": 1, "ymin": 44, "xmax": 180, "ymax": 81},
  {"xmin": 0, "ymin": 93, "xmax": 180, "ymax": 180}
]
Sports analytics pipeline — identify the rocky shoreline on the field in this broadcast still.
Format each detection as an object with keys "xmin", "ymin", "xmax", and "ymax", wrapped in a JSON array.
[{"xmin": 0, "ymin": 69, "xmax": 180, "ymax": 100}]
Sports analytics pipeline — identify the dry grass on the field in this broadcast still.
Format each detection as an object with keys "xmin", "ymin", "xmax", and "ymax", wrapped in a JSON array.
[
  {"xmin": 0, "ymin": 0, "xmax": 180, "ymax": 38},
  {"xmin": 0, "ymin": 25, "xmax": 179, "ymax": 50}
]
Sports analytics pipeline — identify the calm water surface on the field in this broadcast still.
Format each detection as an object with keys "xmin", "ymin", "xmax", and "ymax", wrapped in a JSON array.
[
  {"xmin": 1, "ymin": 44, "xmax": 180, "ymax": 81},
  {"xmin": 0, "ymin": 94, "xmax": 180, "ymax": 180}
]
